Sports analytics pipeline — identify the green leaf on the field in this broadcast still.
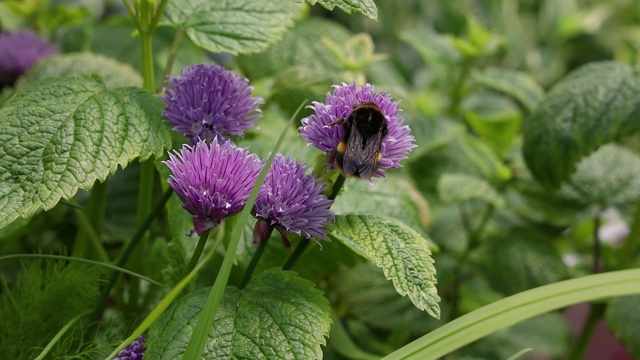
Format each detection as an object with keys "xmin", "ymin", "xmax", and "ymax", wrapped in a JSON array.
[
  {"xmin": 383, "ymin": 268, "xmax": 640, "ymax": 360},
  {"xmin": 409, "ymin": 116, "xmax": 465, "ymax": 159},
  {"xmin": 522, "ymin": 61, "xmax": 640, "ymax": 187},
  {"xmin": 606, "ymin": 295, "xmax": 640, "ymax": 358},
  {"xmin": 147, "ymin": 269, "xmax": 331, "ymax": 359},
  {"xmin": 458, "ymin": 135, "xmax": 512, "ymax": 184},
  {"xmin": 332, "ymin": 262, "xmax": 441, "ymax": 336},
  {"xmin": 472, "ymin": 67, "xmax": 544, "ymax": 112},
  {"xmin": 437, "ymin": 173, "xmax": 505, "ymax": 208},
  {"xmin": 478, "ymin": 229, "xmax": 567, "ymax": 295},
  {"xmin": 299, "ymin": 0, "xmax": 377, "ymax": 20},
  {"xmin": 164, "ymin": 0, "xmax": 303, "ymax": 55},
  {"xmin": 560, "ymin": 144, "xmax": 640, "ymax": 213},
  {"xmin": 331, "ymin": 214, "xmax": 440, "ymax": 318},
  {"xmin": 17, "ymin": 53, "xmax": 142, "ymax": 90},
  {"xmin": 400, "ymin": 27, "xmax": 461, "ymax": 66},
  {"xmin": 0, "ymin": 76, "xmax": 171, "ymax": 229},
  {"xmin": 462, "ymin": 94, "xmax": 522, "ymax": 154},
  {"xmin": 332, "ymin": 176, "xmax": 431, "ymax": 238}
]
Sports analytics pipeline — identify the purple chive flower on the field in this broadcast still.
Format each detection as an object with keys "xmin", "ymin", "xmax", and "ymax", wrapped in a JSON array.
[
  {"xmin": 115, "ymin": 335, "xmax": 146, "ymax": 360},
  {"xmin": 0, "ymin": 30, "xmax": 58, "ymax": 85},
  {"xmin": 252, "ymin": 154, "xmax": 334, "ymax": 248},
  {"xmin": 299, "ymin": 82, "xmax": 416, "ymax": 178},
  {"xmin": 160, "ymin": 63, "xmax": 263, "ymax": 144},
  {"xmin": 165, "ymin": 138, "xmax": 263, "ymax": 235}
]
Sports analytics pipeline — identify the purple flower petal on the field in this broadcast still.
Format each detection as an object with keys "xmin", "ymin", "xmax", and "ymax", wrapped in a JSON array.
[
  {"xmin": 0, "ymin": 31, "xmax": 58, "ymax": 84},
  {"xmin": 160, "ymin": 63, "xmax": 263, "ymax": 144},
  {"xmin": 164, "ymin": 138, "xmax": 263, "ymax": 235},
  {"xmin": 115, "ymin": 335, "xmax": 146, "ymax": 360},
  {"xmin": 253, "ymin": 154, "xmax": 334, "ymax": 245}
]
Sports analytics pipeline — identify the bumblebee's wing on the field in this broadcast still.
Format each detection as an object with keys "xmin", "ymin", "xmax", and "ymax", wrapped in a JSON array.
[{"xmin": 343, "ymin": 129, "xmax": 383, "ymax": 178}]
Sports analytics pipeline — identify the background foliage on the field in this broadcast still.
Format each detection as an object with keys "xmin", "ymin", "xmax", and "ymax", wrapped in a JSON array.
[{"xmin": 2, "ymin": 0, "xmax": 640, "ymax": 359}]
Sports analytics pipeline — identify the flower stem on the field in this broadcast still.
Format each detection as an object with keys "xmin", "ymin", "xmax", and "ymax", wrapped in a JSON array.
[
  {"xmin": 593, "ymin": 214, "xmax": 602, "ymax": 273},
  {"xmin": 91, "ymin": 188, "xmax": 173, "ymax": 324},
  {"xmin": 183, "ymin": 228, "xmax": 212, "ymax": 276},
  {"xmin": 282, "ymin": 174, "xmax": 346, "ymax": 270},
  {"xmin": 71, "ymin": 181, "xmax": 109, "ymax": 262},
  {"xmin": 239, "ymin": 227, "xmax": 273, "ymax": 289},
  {"xmin": 159, "ymin": 27, "xmax": 185, "ymax": 91}
]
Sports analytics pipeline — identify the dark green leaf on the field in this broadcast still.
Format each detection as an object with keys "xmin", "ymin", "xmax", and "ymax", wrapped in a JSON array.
[
  {"xmin": 331, "ymin": 215, "xmax": 440, "ymax": 318},
  {"xmin": 606, "ymin": 295, "xmax": 640, "ymax": 358},
  {"xmin": 457, "ymin": 135, "xmax": 512, "ymax": 184},
  {"xmin": 438, "ymin": 173, "xmax": 505, "ymax": 208},
  {"xmin": 164, "ymin": 0, "xmax": 303, "ymax": 55},
  {"xmin": 147, "ymin": 269, "xmax": 331, "ymax": 359},
  {"xmin": 523, "ymin": 61, "xmax": 640, "ymax": 187},
  {"xmin": 478, "ymin": 228, "xmax": 567, "ymax": 295},
  {"xmin": 18, "ymin": 53, "xmax": 142, "ymax": 90},
  {"xmin": 332, "ymin": 262, "xmax": 441, "ymax": 335},
  {"xmin": 409, "ymin": 116, "xmax": 465, "ymax": 159},
  {"xmin": 298, "ymin": 0, "xmax": 377, "ymax": 20},
  {"xmin": 472, "ymin": 67, "xmax": 544, "ymax": 112},
  {"xmin": 0, "ymin": 76, "xmax": 171, "ymax": 229}
]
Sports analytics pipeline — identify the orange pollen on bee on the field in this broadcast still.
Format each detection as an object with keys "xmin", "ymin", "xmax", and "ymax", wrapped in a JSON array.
[
  {"xmin": 376, "ymin": 152, "xmax": 382, "ymax": 161},
  {"xmin": 337, "ymin": 141, "xmax": 347, "ymax": 153}
]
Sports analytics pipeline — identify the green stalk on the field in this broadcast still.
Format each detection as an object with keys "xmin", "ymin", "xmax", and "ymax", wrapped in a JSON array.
[
  {"xmin": 568, "ymin": 303, "xmax": 606, "ymax": 360},
  {"xmin": 183, "ymin": 228, "xmax": 212, "ymax": 276},
  {"xmin": 239, "ymin": 227, "xmax": 273, "ymax": 289},
  {"xmin": 72, "ymin": 185, "xmax": 109, "ymax": 262},
  {"xmin": 159, "ymin": 27, "xmax": 186, "ymax": 90}
]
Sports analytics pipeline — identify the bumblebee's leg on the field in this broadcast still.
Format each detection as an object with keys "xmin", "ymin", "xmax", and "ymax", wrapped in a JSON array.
[{"xmin": 324, "ymin": 117, "xmax": 345, "ymax": 128}]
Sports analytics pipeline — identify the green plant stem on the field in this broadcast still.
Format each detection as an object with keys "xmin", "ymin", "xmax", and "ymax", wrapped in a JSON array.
[
  {"xmin": 34, "ymin": 312, "xmax": 89, "ymax": 360},
  {"xmin": 619, "ymin": 200, "xmax": 640, "ymax": 269},
  {"xmin": 183, "ymin": 228, "xmax": 212, "ymax": 276},
  {"xmin": 568, "ymin": 303, "xmax": 606, "ymax": 360},
  {"xmin": 72, "ymin": 181, "xmax": 108, "ymax": 260},
  {"xmin": 239, "ymin": 227, "xmax": 274, "ymax": 289},
  {"xmin": 282, "ymin": 174, "xmax": 346, "ymax": 270},
  {"xmin": 593, "ymin": 215, "xmax": 602, "ymax": 273},
  {"xmin": 159, "ymin": 27, "xmax": 186, "ymax": 90},
  {"xmin": 448, "ymin": 58, "xmax": 473, "ymax": 116},
  {"xmin": 91, "ymin": 188, "xmax": 173, "ymax": 323}
]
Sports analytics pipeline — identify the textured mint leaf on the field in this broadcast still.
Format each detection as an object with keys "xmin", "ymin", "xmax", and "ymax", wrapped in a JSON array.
[
  {"xmin": 560, "ymin": 144, "xmax": 640, "ymax": 213},
  {"xmin": 458, "ymin": 135, "xmax": 512, "ymax": 184},
  {"xmin": 299, "ymin": 0, "xmax": 377, "ymax": 20},
  {"xmin": 164, "ymin": 0, "xmax": 303, "ymax": 55},
  {"xmin": 147, "ymin": 269, "xmax": 331, "ymax": 359},
  {"xmin": 332, "ymin": 176, "xmax": 430, "ymax": 238},
  {"xmin": 0, "ymin": 76, "xmax": 171, "ymax": 229},
  {"xmin": 331, "ymin": 214, "xmax": 440, "ymax": 318},
  {"xmin": 472, "ymin": 67, "xmax": 544, "ymax": 112},
  {"xmin": 437, "ymin": 173, "xmax": 505, "ymax": 208},
  {"xmin": 606, "ymin": 295, "xmax": 640, "ymax": 358},
  {"xmin": 523, "ymin": 61, "xmax": 640, "ymax": 187},
  {"xmin": 17, "ymin": 53, "xmax": 142, "ymax": 89},
  {"xmin": 409, "ymin": 117, "xmax": 465, "ymax": 159}
]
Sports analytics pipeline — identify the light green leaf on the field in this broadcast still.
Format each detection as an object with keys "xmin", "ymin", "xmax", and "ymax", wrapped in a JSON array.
[
  {"xmin": 332, "ymin": 176, "xmax": 431, "ymax": 238},
  {"xmin": 606, "ymin": 295, "xmax": 640, "ymax": 358},
  {"xmin": 458, "ymin": 135, "xmax": 512, "ymax": 184},
  {"xmin": 147, "ymin": 269, "xmax": 331, "ymax": 359},
  {"xmin": 409, "ymin": 117, "xmax": 465, "ymax": 159},
  {"xmin": 383, "ymin": 269, "xmax": 640, "ymax": 360},
  {"xmin": 164, "ymin": 0, "xmax": 303, "ymax": 55},
  {"xmin": 331, "ymin": 215, "xmax": 440, "ymax": 318},
  {"xmin": 400, "ymin": 27, "xmax": 461, "ymax": 66},
  {"xmin": 523, "ymin": 61, "xmax": 640, "ymax": 187},
  {"xmin": 438, "ymin": 173, "xmax": 505, "ymax": 208},
  {"xmin": 506, "ymin": 348, "xmax": 533, "ymax": 360},
  {"xmin": 298, "ymin": 0, "xmax": 377, "ymax": 20},
  {"xmin": 472, "ymin": 67, "xmax": 544, "ymax": 112},
  {"xmin": 462, "ymin": 94, "xmax": 521, "ymax": 155},
  {"xmin": 17, "ymin": 53, "xmax": 142, "ymax": 89},
  {"xmin": 0, "ymin": 76, "xmax": 171, "ymax": 229}
]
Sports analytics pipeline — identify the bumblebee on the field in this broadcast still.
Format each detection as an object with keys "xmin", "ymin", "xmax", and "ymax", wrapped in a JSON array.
[{"xmin": 328, "ymin": 102, "xmax": 388, "ymax": 179}]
